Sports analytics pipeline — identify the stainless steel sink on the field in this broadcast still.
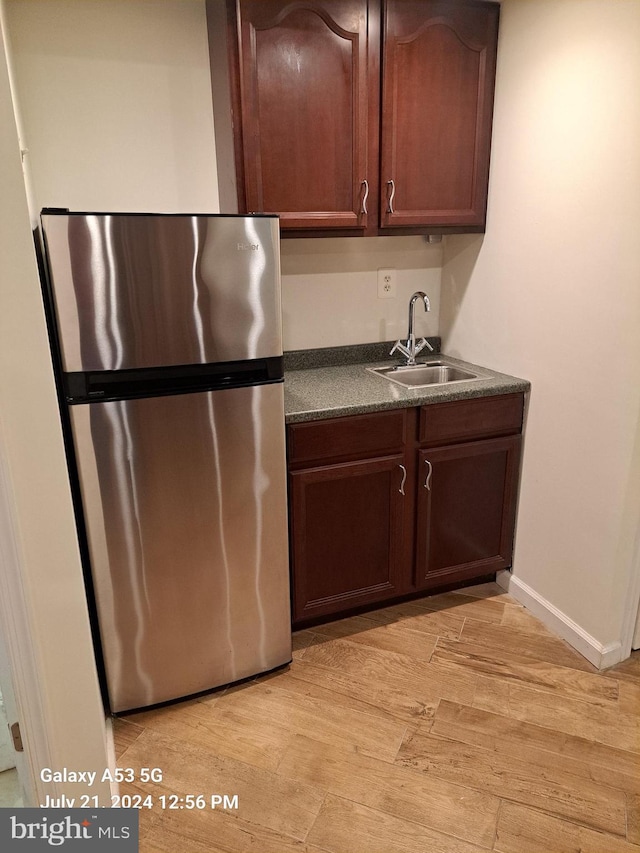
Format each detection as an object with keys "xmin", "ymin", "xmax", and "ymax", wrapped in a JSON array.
[{"xmin": 367, "ymin": 361, "xmax": 481, "ymax": 389}]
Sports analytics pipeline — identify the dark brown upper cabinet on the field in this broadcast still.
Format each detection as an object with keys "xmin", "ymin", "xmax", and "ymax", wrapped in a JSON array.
[
  {"xmin": 209, "ymin": 0, "xmax": 373, "ymax": 232},
  {"xmin": 207, "ymin": 0, "xmax": 499, "ymax": 236},
  {"xmin": 380, "ymin": 0, "xmax": 499, "ymax": 230}
]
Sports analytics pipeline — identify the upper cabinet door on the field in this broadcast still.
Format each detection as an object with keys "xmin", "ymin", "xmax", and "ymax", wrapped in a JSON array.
[
  {"xmin": 234, "ymin": 0, "xmax": 370, "ymax": 231},
  {"xmin": 380, "ymin": 0, "xmax": 499, "ymax": 229}
]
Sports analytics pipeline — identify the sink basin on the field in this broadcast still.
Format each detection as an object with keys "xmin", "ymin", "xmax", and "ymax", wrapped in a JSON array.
[{"xmin": 367, "ymin": 362, "xmax": 481, "ymax": 389}]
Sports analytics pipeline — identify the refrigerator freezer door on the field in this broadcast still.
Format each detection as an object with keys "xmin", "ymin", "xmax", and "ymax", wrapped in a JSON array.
[
  {"xmin": 70, "ymin": 383, "xmax": 291, "ymax": 713},
  {"xmin": 42, "ymin": 214, "xmax": 282, "ymax": 372}
]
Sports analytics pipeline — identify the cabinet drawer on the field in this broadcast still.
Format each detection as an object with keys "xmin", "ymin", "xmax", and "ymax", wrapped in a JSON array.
[
  {"xmin": 419, "ymin": 394, "xmax": 524, "ymax": 446},
  {"xmin": 288, "ymin": 409, "xmax": 407, "ymax": 467}
]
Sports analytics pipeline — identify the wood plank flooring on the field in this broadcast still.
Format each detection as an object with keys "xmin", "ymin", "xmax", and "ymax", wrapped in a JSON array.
[{"xmin": 114, "ymin": 583, "xmax": 640, "ymax": 853}]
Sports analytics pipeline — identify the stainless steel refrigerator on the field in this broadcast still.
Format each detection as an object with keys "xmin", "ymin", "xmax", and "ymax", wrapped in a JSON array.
[{"xmin": 40, "ymin": 211, "xmax": 291, "ymax": 713}]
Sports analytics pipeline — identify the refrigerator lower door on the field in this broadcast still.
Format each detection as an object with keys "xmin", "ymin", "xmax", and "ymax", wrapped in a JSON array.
[{"xmin": 69, "ymin": 383, "xmax": 291, "ymax": 713}]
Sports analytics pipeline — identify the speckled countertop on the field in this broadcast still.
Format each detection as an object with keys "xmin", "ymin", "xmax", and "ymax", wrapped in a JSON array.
[{"xmin": 283, "ymin": 341, "xmax": 530, "ymax": 424}]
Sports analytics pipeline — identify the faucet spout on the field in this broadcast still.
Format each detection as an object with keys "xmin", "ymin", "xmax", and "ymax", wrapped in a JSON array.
[
  {"xmin": 407, "ymin": 291, "xmax": 431, "ymax": 341},
  {"xmin": 390, "ymin": 291, "xmax": 433, "ymax": 366}
]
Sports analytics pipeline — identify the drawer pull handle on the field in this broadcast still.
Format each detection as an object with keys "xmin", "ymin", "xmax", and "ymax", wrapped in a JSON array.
[
  {"xmin": 423, "ymin": 459, "xmax": 433, "ymax": 491},
  {"xmin": 398, "ymin": 464, "xmax": 407, "ymax": 496},
  {"xmin": 361, "ymin": 180, "xmax": 369, "ymax": 215},
  {"xmin": 387, "ymin": 180, "xmax": 396, "ymax": 214}
]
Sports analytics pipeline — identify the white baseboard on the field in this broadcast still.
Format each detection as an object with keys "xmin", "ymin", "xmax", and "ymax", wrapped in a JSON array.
[{"xmin": 496, "ymin": 571, "xmax": 622, "ymax": 670}]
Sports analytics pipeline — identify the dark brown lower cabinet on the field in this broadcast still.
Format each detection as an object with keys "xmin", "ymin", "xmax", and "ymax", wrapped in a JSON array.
[
  {"xmin": 287, "ymin": 394, "xmax": 524, "ymax": 627},
  {"xmin": 289, "ymin": 454, "xmax": 409, "ymax": 623},
  {"xmin": 415, "ymin": 436, "xmax": 522, "ymax": 588}
]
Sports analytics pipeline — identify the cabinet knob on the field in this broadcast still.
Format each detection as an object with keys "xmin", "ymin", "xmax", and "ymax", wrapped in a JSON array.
[
  {"xmin": 386, "ymin": 180, "xmax": 396, "ymax": 214},
  {"xmin": 398, "ymin": 464, "xmax": 407, "ymax": 496},
  {"xmin": 360, "ymin": 180, "xmax": 369, "ymax": 215},
  {"xmin": 423, "ymin": 458, "xmax": 433, "ymax": 491}
]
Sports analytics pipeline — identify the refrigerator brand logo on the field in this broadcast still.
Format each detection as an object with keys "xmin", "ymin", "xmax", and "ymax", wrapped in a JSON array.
[{"xmin": 236, "ymin": 242, "xmax": 260, "ymax": 251}]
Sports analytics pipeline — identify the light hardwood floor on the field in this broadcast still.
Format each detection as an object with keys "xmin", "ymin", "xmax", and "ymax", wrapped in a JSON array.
[{"xmin": 114, "ymin": 582, "xmax": 640, "ymax": 853}]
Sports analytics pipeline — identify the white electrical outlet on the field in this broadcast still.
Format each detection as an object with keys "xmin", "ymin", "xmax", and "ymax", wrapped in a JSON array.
[{"xmin": 377, "ymin": 268, "xmax": 396, "ymax": 299}]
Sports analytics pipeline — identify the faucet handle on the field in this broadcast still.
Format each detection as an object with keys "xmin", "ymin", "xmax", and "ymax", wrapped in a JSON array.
[
  {"xmin": 414, "ymin": 338, "xmax": 434, "ymax": 356},
  {"xmin": 390, "ymin": 340, "xmax": 411, "ymax": 359}
]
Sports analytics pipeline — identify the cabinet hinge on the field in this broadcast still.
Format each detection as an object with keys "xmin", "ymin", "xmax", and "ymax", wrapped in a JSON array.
[{"xmin": 10, "ymin": 722, "xmax": 24, "ymax": 752}]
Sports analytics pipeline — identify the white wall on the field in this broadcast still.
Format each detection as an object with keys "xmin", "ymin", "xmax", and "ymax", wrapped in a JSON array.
[
  {"xmin": 5, "ymin": 0, "xmax": 218, "ymax": 214},
  {"xmin": 281, "ymin": 237, "xmax": 441, "ymax": 350},
  {"xmin": 0, "ymin": 4, "xmax": 112, "ymax": 803},
  {"xmin": 440, "ymin": 0, "xmax": 640, "ymax": 656}
]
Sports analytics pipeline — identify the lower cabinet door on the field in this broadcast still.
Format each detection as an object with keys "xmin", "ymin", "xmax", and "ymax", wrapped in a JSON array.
[
  {"xmin": 416, "ymin": 435, "xmax": 522, "ymax": 588},
  {"xmin": 290, "ymin": 454, "xmax": 409, "ymax": 624}
]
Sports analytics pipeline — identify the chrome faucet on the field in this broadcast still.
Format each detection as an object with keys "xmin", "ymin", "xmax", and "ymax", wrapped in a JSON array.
[{"xmin": 390, "ymin": 291, "xmax": 434, "ymax": 366}]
